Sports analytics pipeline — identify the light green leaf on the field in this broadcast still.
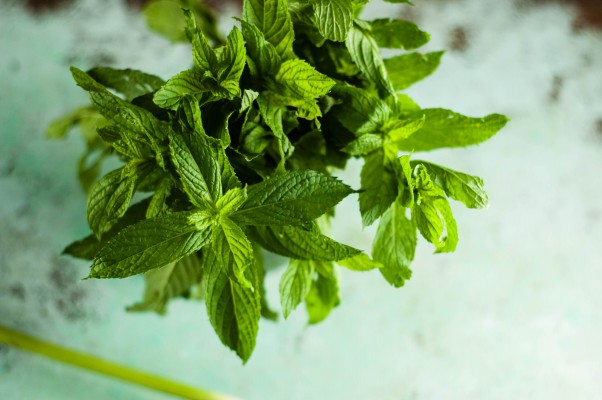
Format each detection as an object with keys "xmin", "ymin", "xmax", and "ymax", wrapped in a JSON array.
[
  {"xmin": 337, "ymin": 253, "xmax": 383, "ymax": 271},
  {"xmin": 168, "ymin": 129, "xmax": 221, "ymax": 207},
  {"xmin": 384, "ymin": 115, "xmax": 425, "ymax": 142},
  {"xmin": 273, "ymin": 59, "xmax": 336, "ymax": 100},
  {"xmin": 398, "ymin": 109, "xmax": 509, "ymax": 151},
  {"xmin": 256, "ymin": 92, "xmax": 294, "ymax": 164},
  {"xmin": 217, "ymin": 187, "xmax": 248, "ymax": 217},
  {"xmin": 305, "ymin": 269, "xmax": 339, "ymax": 324},
  {"xmin": 203, "ymin": 248, "xmax": 260, "ymax": 363},
  {"xmin": 216, "ymin": 27, "xmax": 246, "ymax": 98},
  {"xmin": 146, "ymin": 178, "xmax": 172, "ymax": 218},
  {"xmin": 243, "ymin": 0, "xmax": 295, "ymax": 59},
  {"xmin": 87, "ymin": 163, "xmax": 142, "ymax": 239},
  {"xmin": 241, "ymin": 89, "xmax": 259, "ymax": 113},
  {"xmin": 396, "ymin": 154, "xmax": 415, "ymax": 207},
  {"xmin": 154, "ymin": 69, "xmax": 210, "ymax": 110},
  {"xmin": 127, "ymin": 254, "xmax": 202, "ymax": 314},
  {"xmin": 71, "ymin": 67, "xmax": 170, "ymax": 146},
  {"xmin": 212, "ymin": 218, "xmax": 255, "ymax": 288},
  {"xmin": 342, "ymin": 133, "xmax": 383, "ymax": 156},
  {"xmin": 359, "ymin": 149, "xmax": 398, "ymax": 226},
  {"xmin": 372, "ymin": 200, "xmax": 416, "ymax": 287},
  {"xmin": 280, "ymin": 259, "xmax": 315, "ymax": 318},
  {"xmin": 345, "ymin": 21, "xmax": 395, "ymax": 98},
  {"xmin": 413, "ymin": 161, "xmax": 488, "ymax": 208},
  {"xmin": 46, "ymin": 107, "xmax": 104, "ymax": 140},
  {"xmin": 240, "ymin": 20, "xmax": 282, "ymax": 77},
  {"xmin": 413, "ymin": 195, "xmax": 458, "ymax": 253},
  {"xmin": 330, "ymin": 85, "xmax": 391, "ymax": 135},
  {"xmin": 370, "ymin": 19, "xmax": 429, "ymax": 50},
  {"xmin": 384, "ymin": 51, "xmax": 443, "ymax": 91},
  {"xmin": 250, "ymin": 225, "xmax": 361, "ymax": 261},
  {"xmin": 87, "ymin": 67, "xmax": 165, "ymax": 101},
  {"xmin": 89, "ymin": 210, "xmax": 212, "ymax": 278},
  {"xmin": 311, "ymin": 0, "xmax": 354, "ymax": 42},
  {"xmin": 231, "ymin": 170, "xmax": 354, "ymax": 226}
]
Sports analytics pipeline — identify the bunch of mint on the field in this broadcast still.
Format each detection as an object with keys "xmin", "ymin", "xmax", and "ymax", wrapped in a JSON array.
[{"xmin": 54, "ymin": 0, "xmax": 508, "ymax": 362}]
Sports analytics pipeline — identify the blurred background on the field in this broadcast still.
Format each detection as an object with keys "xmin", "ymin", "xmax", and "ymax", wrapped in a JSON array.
[{"xmin": 1, "ymin": 0, "xmax": 602, "ymax": 398}]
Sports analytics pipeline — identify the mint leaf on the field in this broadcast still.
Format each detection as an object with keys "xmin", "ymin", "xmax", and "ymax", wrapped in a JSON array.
[
  {"xmin": 216, "ymin": 26, "xmax": 246, "ymax": 98},
  {"xmin": 250, "ymin": 225, "xmax": 361, "ymax": 261},
  {"xmin": 305, "ymin": 268, "xmax": 339, "ymax": 324},
  {"xmin": 330, "ymin": 85, "xmax": 391, "ymax": 134},
  {"xmin": 384, "ymin": 51, "xmax": 443, "ymax": 91},
  {"xmin": 337, "ymin": 253, "xmax": 383, "ymax": 271},
  {"xmin": 384, "ymin": 115, "xmax": 425, "ymax": 142},
  {"xmin": 127, "ymin": 254, "xmax": 202, "ymax": 314},
  {"xmin": 372, "ymin": 200, "xmax": 416, "ymax": 287},
  {"xmin": 370, "ymin": 19, "xmax": 429, "ymax": 50},
  {"xmin": 231, "ymin": 170, "xmax": 354, "ymax": 226},
  {"xmin": 89, "ymin": 211, "xmax": 212, "ymax": 278},
  {"xmin": 203, "ymin": 248, "xmax": 260, "ymax": 363},
  {"xmin": 256, "ymin": 92, "xmax": 294, "ymax": 165},
  {"xmin": 413, "ymin": 161, "xmax": 488, "ymax": 208},
  {"xmin": 87, "ymin": 67, "xmax": 165, "ymax": 101},
  {"xmin": 154, "ymin": 69, "xmax": 209, "ymax": 110},
  {"xmin": 253, "ymin": 245, "xmax": 279, "ymax": 320},
  {"xmin": 342, "ymin": 133, "xmax": 383, "ymax": 156},
  {"xmin": 240, "ymin": 20, "xmax": 282, "ymax": 77},
  {"xmin": 168, "ymin": 129, "xmax": 221, "ymax": 207},
  {"xmin": 280, "ymin": 259, "xmax": 315, "ymax": 318},
  {"xmin": 412, "ymin": 196, "xmax": 458, "ymax": 253},
  {"xmin": 241, "ymin": 89, "xmax": 259, "ymax": 113},
  {"xmin": 396, "ymin": 154, "xmax": 415, "ymax": 207},
  {"xmin": 345, "ymin": 21, "xmax": 395, "ymax": 98},
  {"xmin": 243, "ymin": 0, "xmax": 295, "ymax": 59},
  {"xmin": 398, "ymin": 109, "xmax": 509, "ymax": 151},
  {"xmin": 311, "ymin": 0, "xmax": 354, "ymax": 42},
  {"xmin": 273, "ymin": 59, "xmax": 335, "ymax": 101},
  {"xmin": 359, "ymin": 149, "xmax": 398, "ymax": 226},
  {"xmin": 46, "ymin": 106, "xmax": 104, "ymax": 140},
  {"xmin": 146, "ymin": 178, "xmax": 172, "ymax": 218},
  {"xmin": 212, "ymin": 218, "xmax": 255, "ymax": 288},
  {"xmin": 87, "ymin": 163, "xmax": 143, "ymax": 239},
  {"xmin": 216, "ymin": 187, "xmax": 248, "ymax": 216}
]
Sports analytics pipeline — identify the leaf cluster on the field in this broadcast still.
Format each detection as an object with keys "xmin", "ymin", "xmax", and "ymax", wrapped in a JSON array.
[{"xmin": 54, "ymin": 0, "xmax": 508, "ymax": 362}]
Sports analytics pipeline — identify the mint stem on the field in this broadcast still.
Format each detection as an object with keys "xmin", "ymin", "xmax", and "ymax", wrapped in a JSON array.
[{"xmin": 0, "ymin": 324, "xmax": 240, "ymax": 400}]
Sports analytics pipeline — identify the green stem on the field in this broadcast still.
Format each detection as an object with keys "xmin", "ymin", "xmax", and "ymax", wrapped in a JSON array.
[{"xmin": 0, "ymin": 324, "xmax": 240, "ymax": 400}]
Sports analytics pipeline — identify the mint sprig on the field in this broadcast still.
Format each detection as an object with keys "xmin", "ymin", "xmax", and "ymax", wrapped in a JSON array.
[{"xmin": 53, "ymin": 0, "xmax": 509, "ymax": 363}]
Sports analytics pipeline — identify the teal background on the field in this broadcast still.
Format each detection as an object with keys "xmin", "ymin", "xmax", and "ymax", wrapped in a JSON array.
[{"xmin": 1, "ymin": 0, "xmax": 602, "ymax": 399}]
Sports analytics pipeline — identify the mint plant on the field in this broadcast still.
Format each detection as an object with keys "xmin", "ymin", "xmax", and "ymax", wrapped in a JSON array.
[{"xmin": 53, "ymin": 0, "xmax": 508, "ymax": 362}]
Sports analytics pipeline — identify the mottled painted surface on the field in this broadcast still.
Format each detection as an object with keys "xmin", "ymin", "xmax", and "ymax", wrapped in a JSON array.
[{"xmin": 1, "ymin": 0, "xmax": 601, "ymax": 399}]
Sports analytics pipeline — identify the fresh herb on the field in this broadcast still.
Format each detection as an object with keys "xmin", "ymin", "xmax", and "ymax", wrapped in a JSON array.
[{"xmin": 52, "ymin": 0, "xmax": 508, "ymax": 363}]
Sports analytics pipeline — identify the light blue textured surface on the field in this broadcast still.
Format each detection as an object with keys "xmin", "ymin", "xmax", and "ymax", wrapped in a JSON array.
[{"xmin": 1, "ymin": 0, "xmax": 602, "ymax": 399}]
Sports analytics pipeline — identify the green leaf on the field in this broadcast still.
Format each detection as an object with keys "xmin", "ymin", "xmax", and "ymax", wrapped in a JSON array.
[
  {"xmin": 243, "ymin": 0, "xmax": 295, "ymax": 59},
  {"xmin": 87, "ymin": 163, "xmax": 142, "ymax": 239},
  {"xmin": 70, "ymin": 67, "xmax": 169, "ymax": 163},
  {"xmin": 412, "ymin": 195, "xmax": 458, "ymax": 253},
  {"xmin": 413, "ymin": 161, "xmax": 488, "ymax": 208},
  {"xmin": 168, "ymin": 129, "xmax": 221, "ymax": 207},
  {"xmin": 396, "ymin": 154, "xmax": 415, "ymax": 207},
  {"xmin": 305, "ymin": 269, "xmax": 339, "ymax": 324},
  {"xmin": 256, "ymin": 92, "xmax": 294, "ymax": 164},
  {"xmin": 253, "ymin": 245, "xmax": 279, "ymax": 320},
  {"xmin": 231, "ymin": 170, "xmax": 354, "ymax": 226},
  {"xmin": 345, "ymin": 21, "xmax": 395, "ymax": 98},
  {"xmin": 203, "ymin": 247, "xmax": 260, "ymax": 363},
  {"xmin": 127, "ymin": 254, "xmax": 202, "ymax": 314},
  {"xmin": 330, "ymin": 85, "xmax": 391, "ymax": 135},
  {"xmin": 154, "ymin": 69, "xmax": 209, "ymax": 110},
  {"xmin": 46, "ymin": 107, "xmax": 104, "ymax": 140},
  {"xmin": 280, "ymin": 259, "xmax": 315, "ymax": 318},
  {"xmin": 384, "ymin": 115, "xmax": 425, "ymax": 142},
  {"xmin": 342, "ymin": 133, "xmax": 383, "ymax": 156},
  {"xmin": 273, "ymin": 59, "xmax": 336, "ymax": 100},
  {"xmin": 146, "ymin": 178, "xmax": 172, "ymax": 218},
  {"xmin": 311, "ymin": 0, "xmax": 354, "ymax": 42},
  {"xmin": 337, "ymin": 253, "xmax": 383, "ymax": 271},
  {"xmin": 241, "ymin": 89, "xmax": 259, "ymax": 113},
  {"xmin": 240, "ymin": 20, "xmax": 282, "ymax": 77},
  {"xmin": 398, "ymin": 109, "xmax": 509, "ymax": 151},
  {"xmin": 372, "ymin": 200, "xmax": 416, "ymax": 287},
  {"xmin": 89, "ymin": 211, "xmax": 213, "ymax": 279},
  {"xmin": 249, "ymin": 225, "xmax": 361, "ymax": 261},
  {"xmin": 359, "ymin": 149, "xmax": 398, "ymax": 226},
  {"xmin": 87, "ymin": 67, "xmax": 165, "ymax": 101},
  {"xmin": 216, "ymin": 187, "xmax": 248, "ymax": 216},
  {"xmin": 382, "ymin": 0, "xmax": 413, "ymax": 3},
  {"xmin": 216, "ymin": 27, "xmax": 246, "ymax": 98},
  {"xmin": 384, "ymin": 51, "xmax": 443, "ymax": 91},
  {"xmin": 370, "ymin": 19, "xmax": 429, "ymax": 50},
  {"xmin": 212, "ymin": 218, "xmax": 255, "ymax": 288}
]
